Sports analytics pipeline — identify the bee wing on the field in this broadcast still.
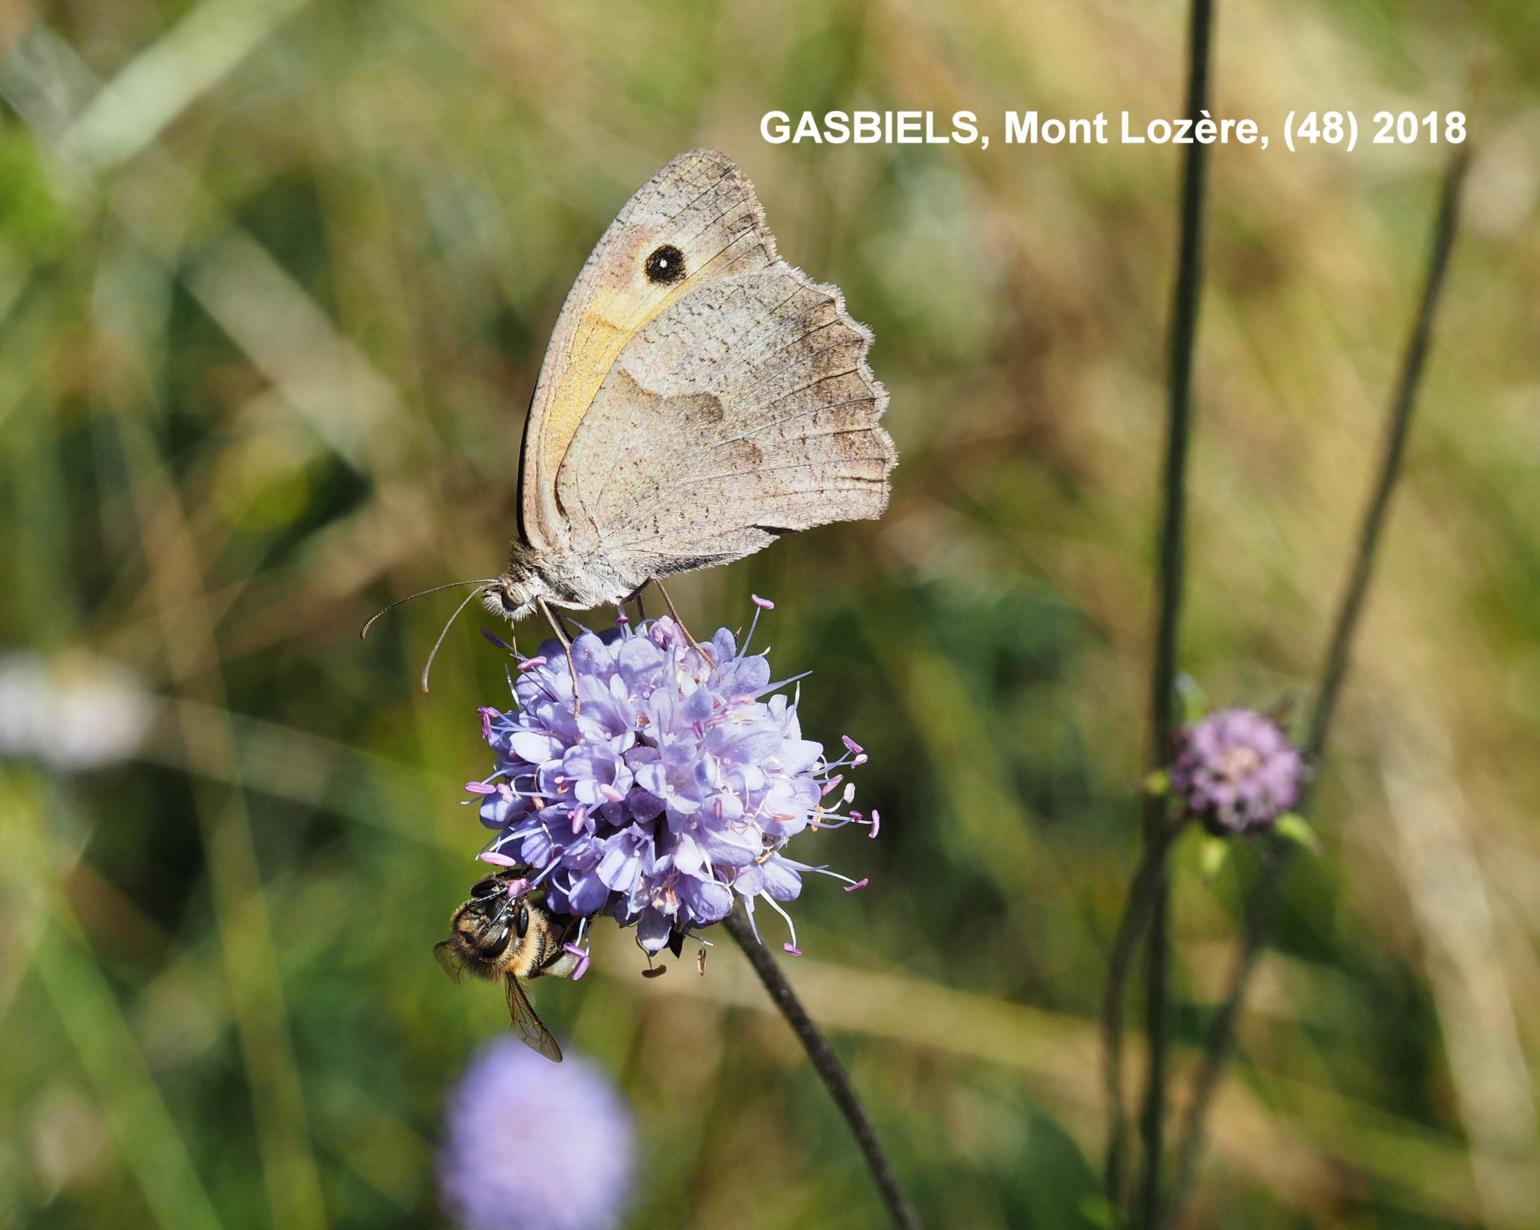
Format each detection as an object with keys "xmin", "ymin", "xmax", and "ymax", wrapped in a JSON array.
[
  {"xmin": 505, "ymin": 974, "xmax": 563, "ymax": 1063},
  {"xmin": 433, "ymin": 940, "xmax": 465, "ymax": 984}
]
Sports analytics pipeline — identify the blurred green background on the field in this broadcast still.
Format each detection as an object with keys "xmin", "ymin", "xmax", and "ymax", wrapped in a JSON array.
[{"xmin": 2, "ymin": 0, "xmax": 1538, "ymax": 1227}]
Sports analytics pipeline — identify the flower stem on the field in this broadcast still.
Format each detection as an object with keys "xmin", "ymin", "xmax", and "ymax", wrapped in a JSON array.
[
  {"xmin": 723, "ymin": 910, "xmax": 921, "ymax": 1230},
  {"xmin": 1103, "ymin": 0, "xmax": 1216, "ymax": 1218},
  {"xmin": 1160, "ymin": 146, "xmax": 1472, "ymax": 1230},
  {"xmin": 1101, "ymin": 817, "xmax": 1182, "ymax": 1208}
]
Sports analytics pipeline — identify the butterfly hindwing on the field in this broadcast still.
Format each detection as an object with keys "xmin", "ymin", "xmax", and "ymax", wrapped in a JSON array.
[{"xmin": 551, "ymin": 261, "xmax": 893, "ymax": 579}]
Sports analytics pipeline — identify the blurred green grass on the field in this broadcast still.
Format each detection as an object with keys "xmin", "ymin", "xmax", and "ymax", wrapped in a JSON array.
[{"xmin": 2, "ymin": 0, "xmax": 1538, "ymax": 1227}]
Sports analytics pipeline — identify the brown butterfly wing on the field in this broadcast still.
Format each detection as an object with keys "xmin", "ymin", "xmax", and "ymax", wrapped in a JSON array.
[
  {"xmin": 552, "ymin": 262, "xmax": 894, "ymax": 580},
  {"xmin": 518, "ymin": 150, "xmax": 776, "ymax": 552}
]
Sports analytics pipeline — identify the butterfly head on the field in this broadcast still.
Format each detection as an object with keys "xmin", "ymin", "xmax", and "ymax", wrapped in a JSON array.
[
  {"xmin": 487, "ymin": 544, "xmax": 552, "ymax": 622},
  {"xmin": 488, "ymin": 542, "xmax": 639, "ymax": 622}
]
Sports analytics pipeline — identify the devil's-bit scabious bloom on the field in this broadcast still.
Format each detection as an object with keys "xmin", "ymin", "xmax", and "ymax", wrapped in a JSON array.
[
  {"xmin": 1170, "ymin": 707, "xmax": 1306, "ymax": 836},
  {"xmin": 467, "ymin": 606, "xmax": 871, "ymax": 964},
  {"xmin": 439, "ymin": 1038, "xmax": 633, "ymax": 1230}
]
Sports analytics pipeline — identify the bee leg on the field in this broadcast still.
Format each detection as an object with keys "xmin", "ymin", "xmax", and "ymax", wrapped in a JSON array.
[
  {"xmin": 536, "ymin": 597, "xmax": 582, "ymax": 713},
  {"xmin": 649, "ymin": 577, "xmax": 713, "ymax": 666}
]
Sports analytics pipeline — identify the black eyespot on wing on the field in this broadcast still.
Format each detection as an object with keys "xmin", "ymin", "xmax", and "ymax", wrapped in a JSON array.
[
  {"xmin": 644, "ymin": 244, "xmax": 686, "ymax": 285},
  {"xmin": 516, "ymin": 905, "xmax": 530, "ymax": 939}
]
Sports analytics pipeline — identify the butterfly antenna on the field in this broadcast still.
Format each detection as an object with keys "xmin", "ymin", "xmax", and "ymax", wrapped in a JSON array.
[
  {"xmin": 360, "ymin": 579, "xmax": 498, "ymax": 640},
  {"xmin": 420, "ymin": 584, "xmax": 494, "ymax": 693}
]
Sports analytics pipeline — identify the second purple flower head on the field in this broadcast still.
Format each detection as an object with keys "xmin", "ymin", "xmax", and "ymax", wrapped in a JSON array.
[{"xmin": 1170, "ymin": 706, "xmax": 1305, "ymax": 836}]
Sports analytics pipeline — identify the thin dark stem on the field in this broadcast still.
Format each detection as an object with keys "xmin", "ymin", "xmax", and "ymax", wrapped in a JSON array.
[
  {"xmin": 1162, "ymin": 840, "xmax": 1289, "ymax": 1228},
  {"xmin": 1149, "ymin": 0, "xmax": 1215, "ymax": 788},
  {"xmin": 1299, "ymin": 153, "xmax": 1469, "ymax": 768},
  {"xmin": 723, "ymin": 910, "xmax": 921, "ymax": 1230},
  {"xmin": 1160, "ymin": 147, "xmax": 1471, "ymax": 1230},
  {"xmin": 1135, "ymin": 846, "xmax": 1175, "ymax": 1225},
  {"xmin": 1122, "ymin": 0, "xmax": 1217, "ymax": 1222},
  {"xmin": 1101, "ymin": 817, "xmax": 1182, "ymax": 1206}
]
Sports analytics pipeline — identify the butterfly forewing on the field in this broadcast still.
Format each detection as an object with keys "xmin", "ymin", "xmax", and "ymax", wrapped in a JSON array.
[{"xmin": 519, "ymin": 150, "xmax": 778, "ymax": 550}]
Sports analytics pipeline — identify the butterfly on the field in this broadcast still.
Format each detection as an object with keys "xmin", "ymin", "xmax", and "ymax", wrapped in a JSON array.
[{"xmin": 367, "ymin": 150, "xmax": 896, "ymax": 686}]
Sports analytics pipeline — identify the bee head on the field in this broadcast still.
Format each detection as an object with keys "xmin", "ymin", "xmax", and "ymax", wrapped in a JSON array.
[{"xmin": 456, "ymin": 892, "xmax": 531, "ymax": 955}]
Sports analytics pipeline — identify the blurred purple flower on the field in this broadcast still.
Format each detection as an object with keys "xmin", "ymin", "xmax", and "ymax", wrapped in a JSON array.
[
  {"xmin": 1170, "ymin": 707, "xmax": 1306, "ymax": 835},
  {"xmin": 439, "ymin": 1038, "xmax": 633, "ymax": 1230},
  {"xmin": 468, "ymin": 608, "xmax": 871, "ymax": 962}
]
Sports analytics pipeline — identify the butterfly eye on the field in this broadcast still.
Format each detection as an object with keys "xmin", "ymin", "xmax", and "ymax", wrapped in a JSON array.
[
  {"xmin": 643, "ymin": 244, "xmax": 686, "ymax": 285},
  {"xmin": 516, "ymin": 905, "xmax": 530, "ymax": 938}
]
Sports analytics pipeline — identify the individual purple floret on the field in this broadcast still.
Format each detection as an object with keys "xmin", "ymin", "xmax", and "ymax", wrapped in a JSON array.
[
  {"xmin": 439, "ymin": 1038, "xmax": 633, "ymax": 1230},
  {"xmin": 1169, "ymin": 707, "xmax": 1306, "ymax": 835},
  {"xmin": 467, "ymin": 605, "xmax": 871, "ymax": 965}
]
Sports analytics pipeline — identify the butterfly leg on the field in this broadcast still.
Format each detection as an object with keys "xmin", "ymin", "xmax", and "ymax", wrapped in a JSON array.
[
  {"xmin": 617, "ymin": 582, "xmax": 648, "ymax": 625},
  {"xmin": 536, "ymin": 597, "xmax": 582, "ymax": 712},
  {"xmin": 649, "ymin": 577, "xmax": 713, "ymax": 666}
]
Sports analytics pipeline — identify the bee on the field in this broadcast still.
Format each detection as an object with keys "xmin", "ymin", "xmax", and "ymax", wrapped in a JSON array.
[{"xmin": 434, "ymin": 871, "xmax": 578, "ymax": 1062}]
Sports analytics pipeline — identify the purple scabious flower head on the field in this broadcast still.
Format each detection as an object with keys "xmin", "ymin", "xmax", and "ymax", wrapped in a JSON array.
[
  {"xmin": 439, "ymin": 1038, "xmax": 633, "ymax": 1230},
  {"xmin": 467, "ymin": 605, "xmax": 871, "ymax": 964},
  {"xmin": 1170, "ymin": 707, "xmax": 1306, "ymax": 836}
]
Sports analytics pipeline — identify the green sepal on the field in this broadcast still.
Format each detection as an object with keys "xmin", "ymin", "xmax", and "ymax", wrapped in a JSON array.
[
  {"xmin": 1272, "ymin": 811, "xmax": 1321, "ymax": 853},
  {"xmin": 1176, "ymin": 674, "xmax": 1209, "ymax": 724},
  {"xmin": 1199, "ymin": 834, "xmax": 1230, "ymax": 880}
]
